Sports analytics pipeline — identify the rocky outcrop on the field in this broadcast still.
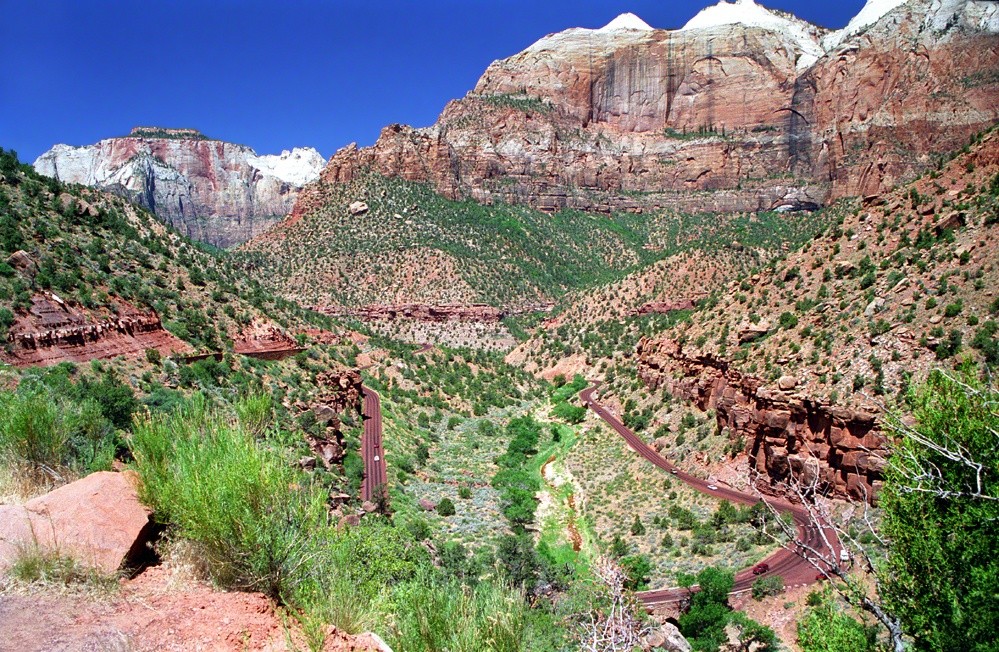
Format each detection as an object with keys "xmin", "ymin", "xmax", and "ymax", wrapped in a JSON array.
[
  {"xmin": 233, "ymin": 320, "xmax": 304, "ymax": 360},
  {"xmin": 293, "ymin": 0, "xmax": 999, "ymax": 219},
  {"xmin": 0, "ymin": 471, "xmax": 154, "ymax": 574},
  {"xmin": 34, "ymin": 128, "xmax": 326, "ymax": 248},
  {"xmin": 318, "ymin": 303, "xmax": 508, "ymax": 323},
  {"xmin": 2, "ymin": 294, "xmax": 191, "ymax": 368},
  {"xmin": 295, "ymin": 369, "xmax": 364, "ymax": 469},
  {"xmin": 636, "ymin": 337, "xmax": 886, "ymax": 502}
]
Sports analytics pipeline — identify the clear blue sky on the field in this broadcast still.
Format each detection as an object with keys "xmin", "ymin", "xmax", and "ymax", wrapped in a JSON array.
[{"xmin": 1, "ymin": 1, "xmax": 865, "ymax": 163}]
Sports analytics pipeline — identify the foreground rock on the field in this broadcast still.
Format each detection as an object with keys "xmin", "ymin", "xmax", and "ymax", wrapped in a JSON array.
[
  {"xmin": 0, "ymin": 471, "xmax": 154, "ymax": 574},
  {"xmin": 34, "ymin": 127, "xmax": 326, "ymax": 248}
]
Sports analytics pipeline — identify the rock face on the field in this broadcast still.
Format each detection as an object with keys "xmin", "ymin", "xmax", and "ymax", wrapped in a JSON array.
[
  {"xmin": 1, "ymin": 293, "xmax": 191, "ymax": 368},
  {"xmin": 233, "ymin": 320, "xmax": 304, "ymax": 360},
  {"xmin": 34, "ymin": 127, "xmax": 326, "ymax": 248},
  {"xmin": 0, "ymin": 471, "xmax": 154, "ymax": 574},
  {"xmin": 293, "ymin": 0, "xmax": 999, "ymax": 219},
  {"xmin": 319, "ymin": 303, "xmax": 508, "ymax": 323},
  {"xmin": 636, "ymin": 337, "xmax": 887, "ymax": 502}
]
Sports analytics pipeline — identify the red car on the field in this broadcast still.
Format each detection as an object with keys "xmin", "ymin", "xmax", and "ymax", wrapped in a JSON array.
[{"xmin": 752, "ymin": 563, "xmax": 769, "ymax": 575}]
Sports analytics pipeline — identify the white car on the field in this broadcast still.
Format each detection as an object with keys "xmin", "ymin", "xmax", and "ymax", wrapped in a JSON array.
[
  {"xmin": 706, "ymin": 484, "xmax": 718, "ymax": 490},
  {"xmin": 373, "ymin": 455, "xmax": 380, "ymax": 462}
]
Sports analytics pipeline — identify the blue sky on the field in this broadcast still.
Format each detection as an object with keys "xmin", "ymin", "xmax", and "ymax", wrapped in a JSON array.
[{"xmin": 1, "ymin": 1, "xmax": 865, "ymax": 163}]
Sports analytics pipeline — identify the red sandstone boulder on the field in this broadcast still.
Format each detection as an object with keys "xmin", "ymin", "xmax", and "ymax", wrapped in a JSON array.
[{"xmin": 0, "ymin": 471, "xmax": 153, "ymax": 574}]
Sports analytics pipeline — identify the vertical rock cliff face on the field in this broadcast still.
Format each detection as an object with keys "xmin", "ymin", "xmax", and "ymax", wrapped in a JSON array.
[
  {"xmin": 636, "ymin": 337, "xmax": 887, "ymax": 503},
  {"xmin": 805, "ymin": 0, "xmax": 999, "ymax": 199},
  {"xmin": 34, "ymin": 128, "xmax": 326, "ymax": 248},
  {"xmin": 296, "ymin": 0, "xmax": 999, "ymax": 219}
]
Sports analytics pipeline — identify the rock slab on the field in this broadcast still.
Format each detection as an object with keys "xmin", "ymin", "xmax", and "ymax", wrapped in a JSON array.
[{"xmin": 0, "ymin": 471, "xmax": 154, "ymax": 575}]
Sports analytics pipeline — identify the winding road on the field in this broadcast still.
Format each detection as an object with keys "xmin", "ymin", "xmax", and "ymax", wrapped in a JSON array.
[
  {"xmin": 360, "ymin": 385, "xmax": 386, "ymax": 504},
  {"xmin": 579, "ymin": 384, "xmax": 838, "ymax": 605}
]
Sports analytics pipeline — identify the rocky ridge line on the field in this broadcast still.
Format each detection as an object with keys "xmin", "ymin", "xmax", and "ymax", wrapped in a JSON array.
[{"xmin": 636, "ymin": 337, "xmax": 886, "ymax": 502}]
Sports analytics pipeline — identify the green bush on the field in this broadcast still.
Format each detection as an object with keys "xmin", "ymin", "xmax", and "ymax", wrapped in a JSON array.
[
  {"xmin": 129, "ymin": 395, "xmax": 324, "ymax": 597},
  {"xmin": 437, "ymin": 497, "xmax": 456, "ymax": 517},
  {"xmin": 551, "ymin": 401, "xmax": 586, "ymax": 424},
  {"xmin": 881, "ymin": 368, "xmax": 999, "ymax": 651},
  {"xmin": 387, "ymin": 572, "xmax": 532, "ymax": 652},
  {"xmin": 0, "ymin": 383, "xmax": 118, "ymax": 482},
  {"xmin": 679, "ymin": 567, "xmax": 777, "ymax": 652},
  {"xmin": 797, "ymin": 591, "xmax": 877, "ymax": 652},
  {"xmin": 751, "ymin": 575, "xmax": 785, "ymax": 600},
  {"xmin": 778, "ymin": 311, "xmax": 799, "ymax": 329}
]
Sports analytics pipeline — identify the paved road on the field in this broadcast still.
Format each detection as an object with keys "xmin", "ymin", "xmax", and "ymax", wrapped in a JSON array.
[
  {"xmin": 360, "ymin": 385, "xmax": 386, "ymax": 504},
  {"xmin": 357, "ymin": 342, "xmax": 429, "ymax": 504},
  {"xmin": 579, "ymin": 384, "xmax": 838, "ymax": 605}
]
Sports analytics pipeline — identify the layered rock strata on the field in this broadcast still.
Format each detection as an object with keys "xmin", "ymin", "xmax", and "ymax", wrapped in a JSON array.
[
  {"xmin": 34, "ymin": 128, "xmax": 326, "ymax": 248},
  {"xmin": 636, "ymin": 337, "xmax": 886, "ymax": 502},
  {"xmin": 294, "ymin": 0, "xmax": 999, "ymax": 219},
  {"xmin": 2, "ymin": 294, "xmax": 190, "ymax": 368},
  {"xmin": 318, "ymin": 303, "xmax": 508, "ymax": 323}
]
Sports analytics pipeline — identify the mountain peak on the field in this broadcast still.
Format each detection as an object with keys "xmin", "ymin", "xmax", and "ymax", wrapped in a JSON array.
[
  {"xmin": 597, "ymin": 13, "xmax": 654, "ymax": 32},
  {"xmin": 128, "ymin": 127, "xmax": 209, "ymax": 141},
  {"xmin": 681, "ymin": 0, "xmax": 825, "ymax": 69}
]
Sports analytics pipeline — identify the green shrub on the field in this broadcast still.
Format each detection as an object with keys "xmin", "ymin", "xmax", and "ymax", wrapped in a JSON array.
[
  {"xmin": 751, "ymin": 575, "xmax": 785, "ymax": 599},
  {"xmin": 621, "ymin": 554, "xmax": 652, "ymax": 590},
  {"xmin": 778, "ymin": 311, "xmax": 799, "ymax": 329},
  {"xmin": 0, "ymin": 383, "xmax": 117, "ymax": 482},
  {"xmin": 130, "ymin": 395, "xmax": 324, "ymax": 597},
  {"xmin": 551, "ymin": 401, "xmax": 586, "ymax": 424},
  {"xmin": 387, "ymin": 572, "xmax": 532, "ymax": 652},
  {"xmin": 881, "ymin": 368, "xmax": 999, "ymax": 651},
  {"xmin": 797, "ymin": 592, "xmax": 877, "ymax": 652},
  {"xmin": 679, "ymin": 567, "xmax": 777, "ymax": 652},
  {"xmin": 437, "ymin": 497, "xmax": 456, "ymax": 517}
]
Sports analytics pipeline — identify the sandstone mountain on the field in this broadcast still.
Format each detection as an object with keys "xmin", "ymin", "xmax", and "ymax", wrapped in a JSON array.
[
  {"xmin": 294, "ymin": 0, "xmax": 999, "ymax": 218},
  {"xmin": 34, "ymin": 127, "xmax": 326, "ymax": 248}
]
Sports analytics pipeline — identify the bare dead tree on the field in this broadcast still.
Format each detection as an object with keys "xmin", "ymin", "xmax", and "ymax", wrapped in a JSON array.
[
  {"xmin": 751, "ymin": 464, "xmax": 906, "ymax": 652},
  {"xmin": 572, "ymin": 555, "xmax": 654, "ymax": 652}
]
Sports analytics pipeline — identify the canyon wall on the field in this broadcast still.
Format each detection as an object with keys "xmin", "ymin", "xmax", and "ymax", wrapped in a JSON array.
[
  {"xmin": 295, "ymin": 0, "xmax": 999, "ymax": 219},
  {"xmin": 636, "ymin": 337, "xmax": 886, "ymax": 502}
]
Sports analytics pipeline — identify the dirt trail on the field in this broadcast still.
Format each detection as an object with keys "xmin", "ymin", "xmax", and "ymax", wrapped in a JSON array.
[{"xmin": 0, "ymin": 565, "xmax": 385, "ymax": 651}]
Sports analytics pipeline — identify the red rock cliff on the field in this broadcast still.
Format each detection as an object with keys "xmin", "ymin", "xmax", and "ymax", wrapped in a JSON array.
[
  {"xmin": 295, "ymin": 0, "xmax": 999, "ymax": 219},
  {"xmin": 636, "ymin": 337, "xmax": 887, "ymax": 502}
]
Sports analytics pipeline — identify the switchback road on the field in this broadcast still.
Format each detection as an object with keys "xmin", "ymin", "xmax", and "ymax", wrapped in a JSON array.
[{"xmin": 579, "ymin": 384, "xmax": 838, "ymax": 605}]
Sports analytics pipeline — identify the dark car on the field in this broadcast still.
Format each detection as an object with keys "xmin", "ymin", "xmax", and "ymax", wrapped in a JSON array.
[{"xmin": 752, "ymin": 563, "xmax": 769, "ymax": 575}]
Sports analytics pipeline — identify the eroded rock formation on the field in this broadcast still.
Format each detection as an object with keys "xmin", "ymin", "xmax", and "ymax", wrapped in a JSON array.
[
  {"xmin": 233, "ymin": 320, "xmax": 304, "ymax": 360},
  {"xmin": 34, "ymin": 128, "xmax": 326, "ymax": 248},
  {"xmin": 2, "ymin": 294, "xmax": 191, "ymax": 368},
  {"xmin": 318, "ymin": 303, "xmax": 508, "ymax": 323},
  {"xmin": 293, "ymin": 0, "xmax": 999, "ymax": 219},
  {"xmin": 636, "ymin": 337, "xmax": 886, "ymax": 502},
  {"xmin": 295, "ymin": 370, "xmax": 364, "ymax": 471}
]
